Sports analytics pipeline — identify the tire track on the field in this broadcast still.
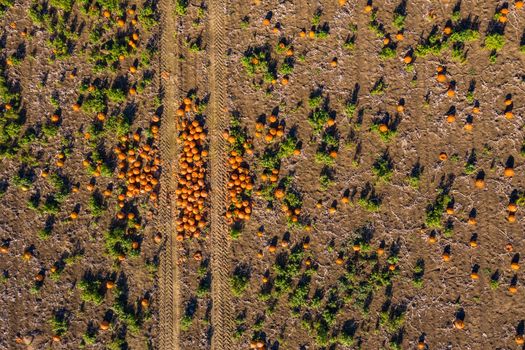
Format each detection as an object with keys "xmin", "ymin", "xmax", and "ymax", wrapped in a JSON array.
[
  {"xmin": 208, "ymin": 1, "xmax": 234, "ymax": 349},
  {"xmin": 157, "ymin": 0, "xmax": 180, "ymax": 348}
]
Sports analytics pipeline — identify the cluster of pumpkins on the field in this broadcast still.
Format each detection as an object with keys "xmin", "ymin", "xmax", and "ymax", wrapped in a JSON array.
[
  {"xmin": 224, "ymin": 137, "xmax": 254, "ymax": 224},
  {"xmin": 175, "ymin": 99, "xmax": 208, "ymax": 240},
  {"xmin": 113, "ymin": 126, "xmax": 161, "ymax": 202}
]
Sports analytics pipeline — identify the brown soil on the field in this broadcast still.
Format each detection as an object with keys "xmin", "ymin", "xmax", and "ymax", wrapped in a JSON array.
[{"xmin": 4, "ymin": 0, "xmax": 525, "ymax": 349}]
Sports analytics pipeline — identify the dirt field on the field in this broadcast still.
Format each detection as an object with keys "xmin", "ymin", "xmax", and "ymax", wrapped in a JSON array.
[{"xmin": 3, "ymin": 0, "xmax": 525, "ymax": 349}]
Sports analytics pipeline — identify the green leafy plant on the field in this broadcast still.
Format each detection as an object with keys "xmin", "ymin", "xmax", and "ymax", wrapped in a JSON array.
[
  {"xmin": 372, "ymin": 154, "xmax": 393, "ymax": 182},
  {"xmin": 50, "ymin": 312, "xmax": 69, "ymax": 336},
  {"xmin": 230, "ymin": 269, "xmax": 249, "ymax": 296},
  {"xmin": 484, "ymin": 33, "xmax": 505, "ymax": 51},
  {"xmin": 78, "ymin": 277, "xmax": 104, "ymax": 305},
  {"xmin": 425, "ymin": 191, "xmax": 451, "ymax": 228}
]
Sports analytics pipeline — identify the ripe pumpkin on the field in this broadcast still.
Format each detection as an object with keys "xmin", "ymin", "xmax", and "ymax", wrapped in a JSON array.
[
  {"xmin": 437, "ymin": 73, "xmax": 447, "ymax": 83},
  {"xmin": 474, "ymin": 178, "xmax": 485, "ymax": 189},
  {"xmin": 504, "ymin": 167, "xmax": 515, "ymax": 177},
  {"xmin": 453, "ymin": 319, "xmax": 465, "ymax": 329},
  {"xmin": 100, "ymin": 321, "xmax": 110, "ymax": 331},
  {"xmin": 141, "ymin": 298, "xmax": 150, "ymax": 307}
]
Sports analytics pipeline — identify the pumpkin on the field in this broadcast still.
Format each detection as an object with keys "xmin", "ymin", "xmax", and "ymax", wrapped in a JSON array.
[
  {"xmin": 505, "ymin": 111, "xmax": 513, "ymax": 119},
  {"xmin": 509, "ymin": 285, "xmax": 518, "ymax": 294},
  {"xmin": 511, "ymin": 262, "xmax": 520, "ymax": 270},
  {"xmin": 106, "ymin": 281, "xmax": 115, "ymax": 289},
  {"xmin": 516, "ymin": 335, "xmax": 524, "ymax": 344},
  {"xmin": 470, "ymin": 271, "xmax": 479, "ymax": 280},
  {"xmin": 474, "ymin": 178, "xmax": 485, "ymax": 189},
  {"xmin": 100, "ymin": 321, "xmax": 110, "ymax": 331},
  {"xmin": 453, "ymin": 319, "xmax": 465, "ymax": 329},
  {"xmin": 504, "ymin": 167, "xmax": 515, "ymax": 177},
  {"xmin": 275, "ymin": 189, "xmax": 285, "ymax": 199},
  {"xmin": 439, "ymin": 152, "xmax": 448, "ymax": 161},
  {"xmin": 23, "ymin": 251, "xmax": 32, "ymax": 261},
  {"xmin": 517, "ymin": 1, "xmax": 524, "ymax": 9},
  {"xmin": 141, "ymin": 298, "xmax": 150, "ymax": 307},
  {"xmin": 437, "ymin": 73, "xmax": 447, "ymax": 83}
]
